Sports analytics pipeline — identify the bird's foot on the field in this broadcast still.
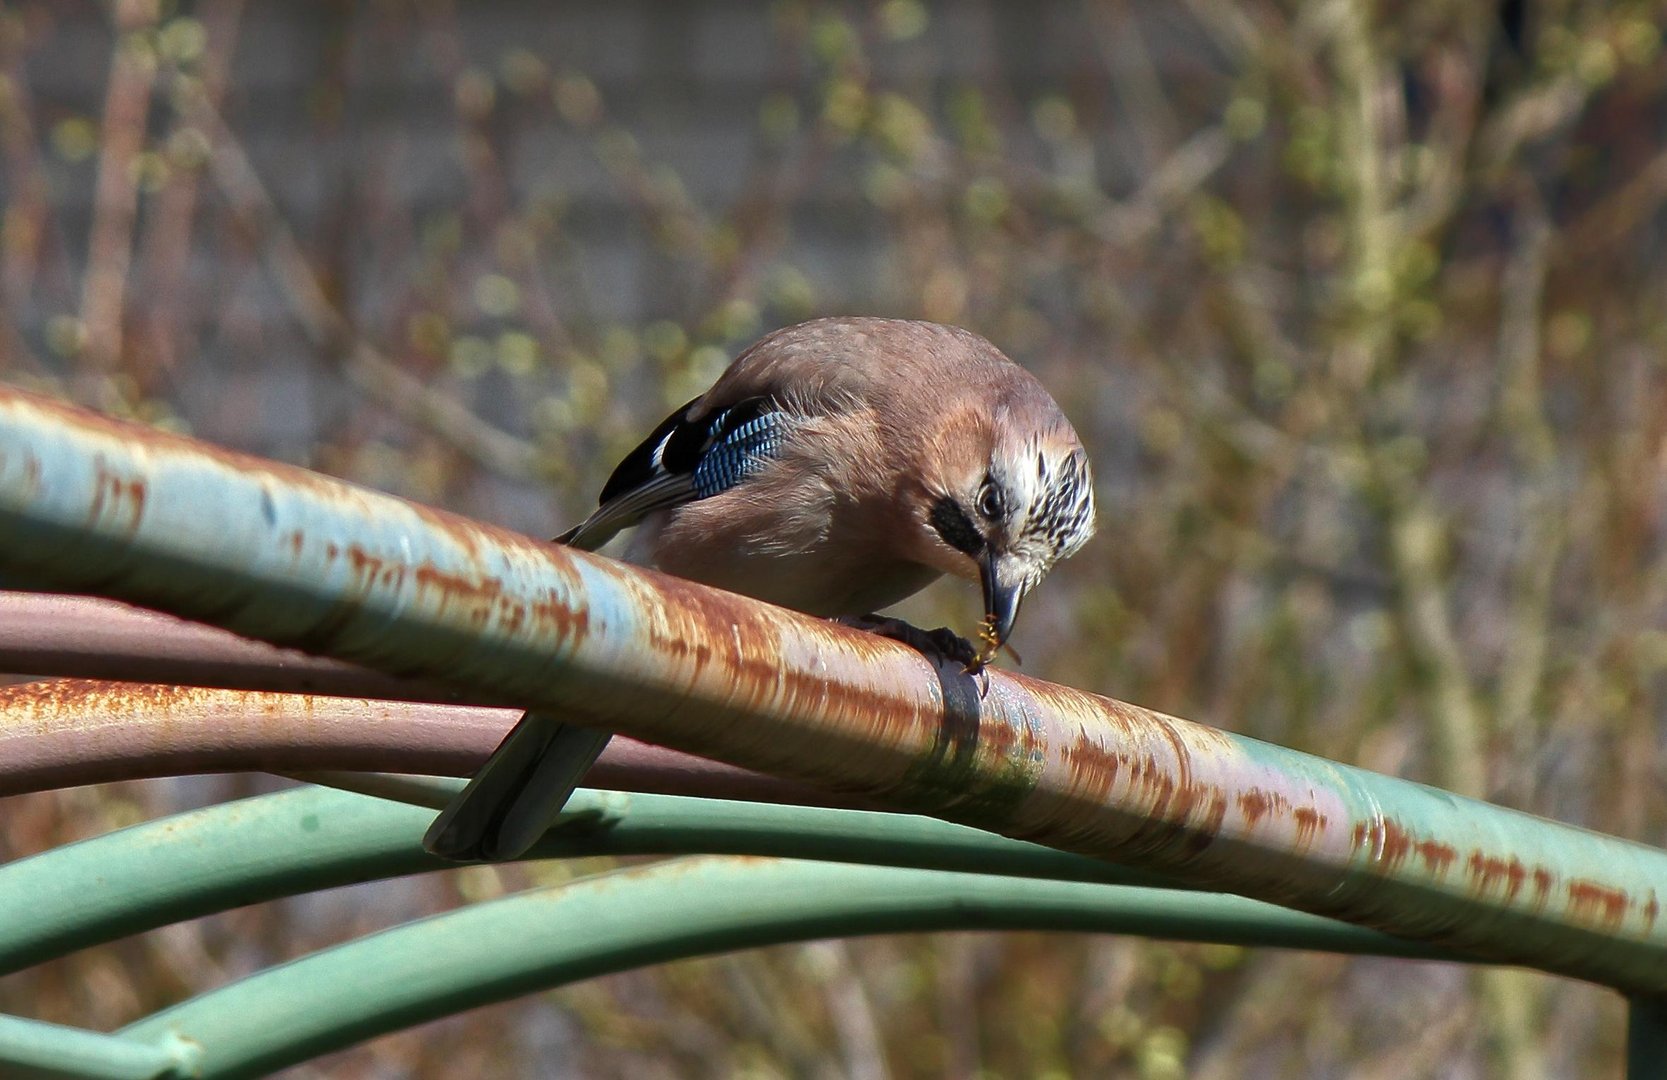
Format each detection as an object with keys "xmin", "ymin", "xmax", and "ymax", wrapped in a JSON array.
[{"xmin": 839, "ymin": 614, "xmax": 986, "ymax": 673}]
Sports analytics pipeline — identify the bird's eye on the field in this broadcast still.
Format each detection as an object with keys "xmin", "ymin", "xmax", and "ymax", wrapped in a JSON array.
[{"xmin": 977, "ymin": 483, "xmax": 1005, "ymax": 521}]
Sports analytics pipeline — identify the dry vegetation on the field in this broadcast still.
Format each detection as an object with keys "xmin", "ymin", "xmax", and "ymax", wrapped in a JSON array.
[{"xmin": 3, "ymin": 0, "xmax": 1667, "ymax": 1076}]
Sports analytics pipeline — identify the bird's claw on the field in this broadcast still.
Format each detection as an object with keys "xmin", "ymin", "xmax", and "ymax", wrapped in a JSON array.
[
  {"xmin": 840, "ymin": 614, "xmax": 998, "ymax": 695},
  {"xmin": 841, "ymin": 615, "xmax": 979, "ymax": 666}
]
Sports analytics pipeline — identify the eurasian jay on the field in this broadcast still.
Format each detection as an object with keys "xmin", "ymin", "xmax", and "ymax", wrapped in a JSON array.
[{"xmin": 424, "ymin": 317, "xmax": 1096, "ymax": 861}]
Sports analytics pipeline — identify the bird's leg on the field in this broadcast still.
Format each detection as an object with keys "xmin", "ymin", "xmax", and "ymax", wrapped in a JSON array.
[{"xmin": 837, "ymin": 614, "xmax": 984, "ymax": 667}]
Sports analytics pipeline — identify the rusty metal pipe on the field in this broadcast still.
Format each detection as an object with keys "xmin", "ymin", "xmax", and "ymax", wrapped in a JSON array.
[
  {"xmin": 3, "ymin": 384, "xmax": 1667, "ymax": 991},
  {"xmin": 0, "ymin": 591, "xmax": 838, "ymax": 805},
  {"xmin": 0, "ymin": 590, "xmax": 473, "ymax": 702},
  {"xmin": 0, "ymin": 679, "xmax": 854, "ymax": 807}
]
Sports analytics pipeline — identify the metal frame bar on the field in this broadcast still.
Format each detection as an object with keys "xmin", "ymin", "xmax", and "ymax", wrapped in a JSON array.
[
  {"xmin": 2, "ymin": 784, "xmax": 1474, "ymax": 1079},
  {"xmin": 0, "ymin": 1015, "xmax": 191, "ymax": 1080},
  {"xmin": 7, "ymin": 385, "xmax": 1667, "ymax": 1075},
  {"xmin": 0, "ymin": 675, "xmax": 847, "ymax": 808},
  {"xmin": 0, "ymin": 591, "xmax": 469, "ymax": 702},
  {"xmin": 4, "ymin": 384, "xmax": 1667, "ymax": 990},
  {"xmin": 4, "ymin": 780, "xmax": 1463, "ymax": 975},
  {"xmin": 0, "ymin": 783, "xmax": 1168, "ymax": 973},
  {"xmin": 112, "ymin": 854, "xmax": 1477, "ymax": 1080},
  {"xmin": 5, "ymin": 384, "xmax": 1667, "ymax": 990}
]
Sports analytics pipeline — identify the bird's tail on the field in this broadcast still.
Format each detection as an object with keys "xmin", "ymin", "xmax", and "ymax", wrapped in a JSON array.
[{"xmin": 423, "ymin": 713, "xmax": 612, "ymax": 862}]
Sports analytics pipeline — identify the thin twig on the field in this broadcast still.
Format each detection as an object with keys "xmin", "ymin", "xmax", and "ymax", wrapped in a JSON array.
[
  {"xmin": 181, "ymin": 93, "xmax": 547, "ymax": 482},
  {"xmin": 78, "ymin": 0, "xmax": 160, "ymax": 407}
]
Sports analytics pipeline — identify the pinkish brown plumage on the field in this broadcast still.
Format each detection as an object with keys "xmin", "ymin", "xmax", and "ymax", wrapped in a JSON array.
[{"xmin": 426, "ymin": 317, "xmax": 1095, "ymax": 861}]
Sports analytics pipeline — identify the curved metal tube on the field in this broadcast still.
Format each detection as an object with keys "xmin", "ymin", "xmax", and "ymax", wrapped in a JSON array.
[
  {"xmin": 0, "ymin": 590, "xmax": 468, "ymax": 702},
  {"xmin": 0, "ymin": 783, "xmax": 1188, "ymax": 973},
  {"xmin": 0, "ymin": 1014, "xmax": 190, "ymax": 1080},
  {"xmin": 0, "ymin": 678, "xmax": 851, "ymax": 807},
  {"xmin": 0, "ymin": 593, "xmax": 796, "ymax": 800},
  {"xmin": 3, "ymin": 782, "xmax": 1460, "ymax": 1078},
  {"xmin": 1, "ymin": 782, "xmax": 1457, "ymax": 977},
  {"xmin": 116, "ymin": 854, "xmax": 1468, "ymax": 1080},
  {"xmin": 2, "ymin": 385, "xmax": 1663, "ymax": 990}
]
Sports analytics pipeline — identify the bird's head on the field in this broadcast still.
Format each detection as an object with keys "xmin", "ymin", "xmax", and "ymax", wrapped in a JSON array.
[{"xmin": 913, "ymin": 397, "xmax": 1096, "ymax": 658}]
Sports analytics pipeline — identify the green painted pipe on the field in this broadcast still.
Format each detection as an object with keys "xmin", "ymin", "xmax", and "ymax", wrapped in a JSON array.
[
  {"xmin": 4, "ymin": 386, "xmax": 1665, "ymax": 990},
  {"xmin": 2, "ymin": 783, "xmax": 1437, "ymax": 975},
  {"xmin": 0, "ymin": 1013, "xmax": 190, "ymax": 1080},
  {"xmin": 2, "ymin": 784, "xmax": 1470, "ymax": 1078},
  {"xmin": 117, "ymin": 854, "xmax": 1468, "ymax": 1080}
]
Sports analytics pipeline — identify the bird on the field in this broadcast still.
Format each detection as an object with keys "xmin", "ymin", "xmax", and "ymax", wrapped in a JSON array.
[{"xmin": 423, "ymin": 317, "xmax": 1097, "ymax": 861}]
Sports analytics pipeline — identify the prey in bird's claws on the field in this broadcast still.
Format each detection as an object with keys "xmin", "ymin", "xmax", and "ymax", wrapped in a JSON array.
[
  {"xmin": 964, "ymin": 613, "xmax": 1002, "ymax": 675},
  {"xmin": 962, "ymin": 612, "xmax": 1023, "ymax": 695}
]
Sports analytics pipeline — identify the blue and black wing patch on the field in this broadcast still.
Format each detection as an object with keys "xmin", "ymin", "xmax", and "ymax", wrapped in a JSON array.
[
  {"xmin": 558, "ymin": 395, "xmax": 792, "ymax": 551},
  {"xmin": 691, "ymin": 399, "xmax": 786, "ymax": 498}
]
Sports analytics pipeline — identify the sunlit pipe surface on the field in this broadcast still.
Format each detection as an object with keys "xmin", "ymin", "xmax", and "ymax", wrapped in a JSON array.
[
  {"xmin": 3, "ymin": 385, "xmax": 1667, "ymax": 991},
  {"xmin": 115, "ymin": 854, "xmax": 1477, "ymax": 1080},
  {"xmin": 0, "ymin": 677, "xmax": 851, "ymax": 807},
  {"xmin": 0, "ymin": 1013, "xmax": 189, "ymax": 1080},
  {"xmin": 4, "ymin": 783, "xmax": 1457, "ymax": 976},
  {"xmin": 2, "ymin": 784, "xmax": 1458, "ymax": 1078}
]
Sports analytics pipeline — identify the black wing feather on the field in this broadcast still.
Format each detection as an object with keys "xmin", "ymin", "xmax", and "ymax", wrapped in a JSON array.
[
  {"xmin": 597, "ymin": 395, "xmax": 702, "ymax": 505},
  {"xmin": 557, "ymin": 394, "xmax": 784, "ymax": 551}
]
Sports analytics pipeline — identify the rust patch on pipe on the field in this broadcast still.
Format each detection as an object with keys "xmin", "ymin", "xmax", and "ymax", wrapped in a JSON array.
[
  {"xmin": 1532, "ymin": 867, "xmax": 1555, "ymax": 906},
  {"xmin": 1416, "ymin": 839, "xmax": 1456, "ymax": 876},
  {"xmin": 1233, "ymin": 789, "xmax": 1329, "ymax": 850},
  {"xmin": 638, "ymin": 573, "xmax": 915, "ymax": 732},
  {"xmin": 20, "ymin": 450, "xmax": 40, "ymax": 495},
  {"xmin": 88, "ymin": 457, "xmax": 147, "ymax": 534},
  {"xmin": 408, "ymin": 500, "xmax": 485, "ymax": 558},
  {"xmin": 0, "ymin": 678, "xmax": 870, "ymax": 807},
  {"xmin": 1238, "ymin": 788, "xmax": 1287, "ymax": 830},
  {"xmin": 1381, "ymin": 820, "xmax": 1412, "ymax": 868},
  {"xmin": 1353, "ymin": 818, "xmax": 1413, "ymax": 868},
  {"xmin": 1, "ymin": 679, "xmax": 207, "ymax": 711},
  {"xmin": 1468, "ymin": 852, "xmax": 1527, "ymax": 902},
  {"xmin": 1293, "ymin": 806, "xmax": 1327, "ymax": 847},
  {"xmin": 37, "ymin": 678, "xmax": 283, "ymax": 737},
  {"xmin": 1058, "ymin": 722, "xmax": 1231, "ymax": 861},
  {"xmin": 1353, "ymin": 820, "xmax": 1456, "ymax": 877},
  {"xmin": 1060, "ymin": 731, "xmax": 1124, "ymax": 805},
  {"xmin": 1567, "ymin": 880, "xmax": 1631, "ymax": 930}
]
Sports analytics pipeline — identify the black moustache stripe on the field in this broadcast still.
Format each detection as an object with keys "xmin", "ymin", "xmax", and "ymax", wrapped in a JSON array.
[{"xmin": 930, "ymin": 496, "xmax": 985, "ymax": 557}]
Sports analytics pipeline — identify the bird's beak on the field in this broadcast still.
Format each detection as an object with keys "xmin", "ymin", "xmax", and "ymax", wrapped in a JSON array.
[{"xmin": 979, "ymin": 549, "xmax": 1026, "ymax": 648}]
